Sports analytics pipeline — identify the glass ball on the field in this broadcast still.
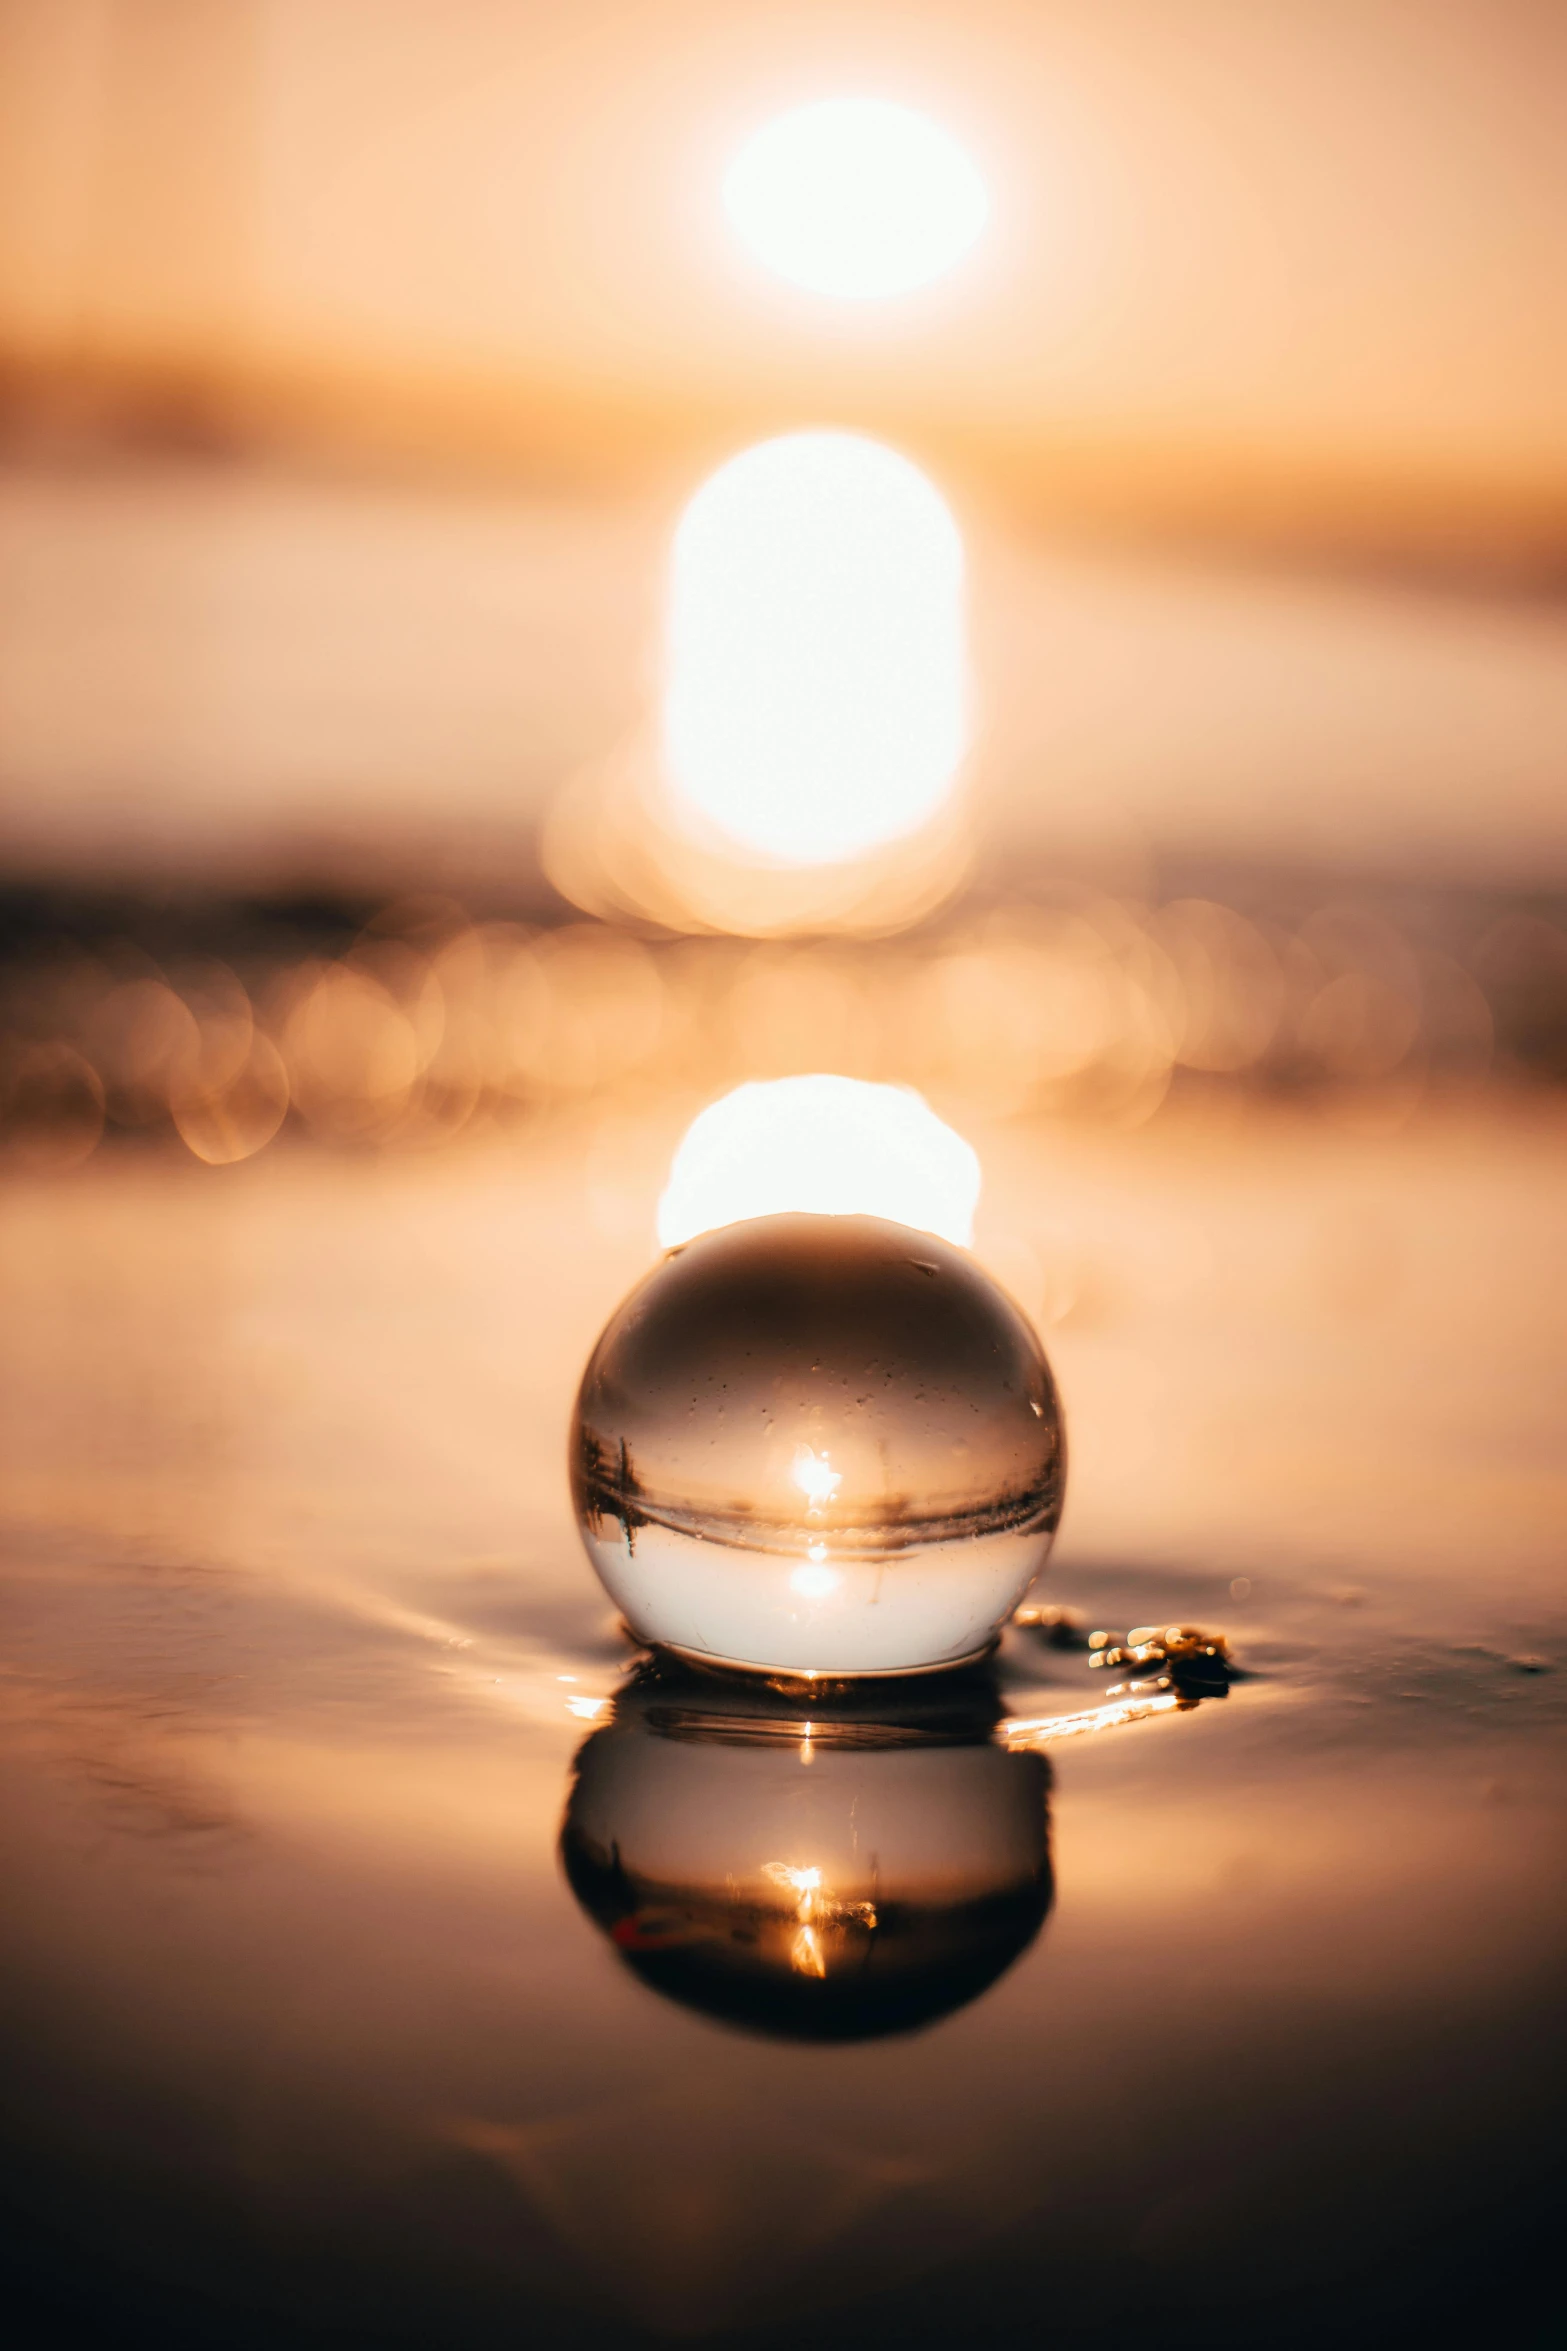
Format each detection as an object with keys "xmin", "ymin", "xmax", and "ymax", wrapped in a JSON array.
[
  {"xmin": 570, "ymin": 1211, "xmax": 1065, "ymax": 1676},
  {"xmin": 561, "ymin": 1659, "xmax": 1053, "ymax": 2040}
]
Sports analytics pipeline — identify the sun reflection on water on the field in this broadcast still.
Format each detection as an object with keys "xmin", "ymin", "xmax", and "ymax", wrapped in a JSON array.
[{"xmin": 663, "ymin": 432, "xmax": 968, "ymax": 867}]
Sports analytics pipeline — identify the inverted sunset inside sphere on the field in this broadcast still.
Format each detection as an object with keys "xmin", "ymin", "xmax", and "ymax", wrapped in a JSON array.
[
  {"xmin": 571, "ymin": 1213, "xmax": 1065, "ymax": 1677},
  {"xmin": 563, "ymin": 1664, "xmax": 1053, "ymax": 2038}
]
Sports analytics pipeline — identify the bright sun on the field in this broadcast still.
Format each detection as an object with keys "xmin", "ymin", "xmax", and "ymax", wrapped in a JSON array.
[{"xmin": 723, "ymin": 98, "xmax": 989, "ymax": 300}]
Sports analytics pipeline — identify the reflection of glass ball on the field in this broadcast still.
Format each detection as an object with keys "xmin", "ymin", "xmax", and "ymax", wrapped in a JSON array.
[
  {"xmin": 562, "ymin": 1660, "xmax": 1052, "ymax": 2041},
  {"xmin": 570, "ymin": 1212, "xmax": 1065, "ymax": 1676}
]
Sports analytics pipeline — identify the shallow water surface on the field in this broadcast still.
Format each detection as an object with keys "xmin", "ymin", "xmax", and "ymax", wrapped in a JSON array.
[{"xmin": 0, "ymin": 1109, "xmax": 1562, "ymax": 2346}]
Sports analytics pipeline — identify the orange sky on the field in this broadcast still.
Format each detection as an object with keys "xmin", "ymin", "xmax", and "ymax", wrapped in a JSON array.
[{"xmin": 2, "ymin": 0, "xmax": 1565, "ymax": 556}]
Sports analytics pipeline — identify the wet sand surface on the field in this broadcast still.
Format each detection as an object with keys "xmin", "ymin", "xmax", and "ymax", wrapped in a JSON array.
[{"xmin": 1, "ymin": 1098, "xmax": 1563, "ymax": 2346}]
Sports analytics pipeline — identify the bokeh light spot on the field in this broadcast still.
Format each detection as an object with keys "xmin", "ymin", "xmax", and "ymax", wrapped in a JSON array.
[
  {"xmin": 656, "ymin": 1074, "xmax": 981, "ymax": 1249},
  {"xmin": 664, "ymin": 432, "xmax": 967, "ymax": 866}
]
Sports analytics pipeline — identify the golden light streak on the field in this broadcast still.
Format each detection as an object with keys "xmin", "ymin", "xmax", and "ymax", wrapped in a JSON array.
[
  {"xmin": 1000, "ymin": 1693, "xmax": 1185, "ymax": 1747},
  {"xmin": 790, "ymin": 1924, "xmax": 828, "ymax": 1978}
]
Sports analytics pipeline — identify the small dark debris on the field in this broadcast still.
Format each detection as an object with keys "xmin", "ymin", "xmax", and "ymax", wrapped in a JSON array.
[{"xmin": 1087, "ymin": 1622, "xmax": 1234, "ymax": 1701}]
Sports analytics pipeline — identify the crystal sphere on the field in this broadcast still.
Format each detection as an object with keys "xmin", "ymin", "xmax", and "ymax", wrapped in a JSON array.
[
  {"xmin": 562, "ymin": 1659, "xmax": 1053, "ymax": 2040},
  {"xmin": 570, "ymin": 1212, "xmax": 1065, "ymax": 1676}
]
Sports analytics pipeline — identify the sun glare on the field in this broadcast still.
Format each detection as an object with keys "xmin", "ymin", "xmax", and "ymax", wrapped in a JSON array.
[
  {"xmin": 663, "ymin": 432, "xmax": 967, "ymax": 867},
  {"xmin": 655, "ymin": 1074, "xmax": 981, "ymax": 1250},
  {"xmin": 723, "ymin": 98, "xmax": 989, "ymax": 299},
  {"xmin": 791, "ymin": 1445, "xmax": 843, "ymax": 1506}
]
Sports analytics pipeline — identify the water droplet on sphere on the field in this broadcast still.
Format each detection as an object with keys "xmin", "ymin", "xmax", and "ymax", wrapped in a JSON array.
[{"xmin": 571, "ymin": 1213, "xmax": 1066, "ymax": 1675}]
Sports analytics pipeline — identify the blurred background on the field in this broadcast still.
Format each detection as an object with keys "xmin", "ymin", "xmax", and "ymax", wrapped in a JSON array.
[
  {"xmin": 0, "ymin": 0, "xmax": 1565, "ymax": 1186},
  {"xmin": 1, "ymin": 24, "xmax": 1565, "ymax": 2340}
]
